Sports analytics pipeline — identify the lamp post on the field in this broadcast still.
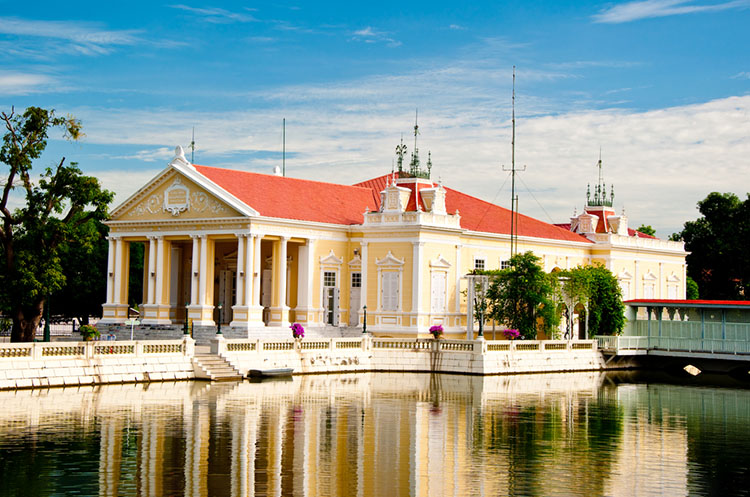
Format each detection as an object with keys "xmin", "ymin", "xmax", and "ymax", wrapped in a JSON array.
[
  {"xmin": 43, "ymin": 295, "xmax": 50, "ymax": 342},
  {"xmin": 183, "ymin": 304, "xmax": 189, "ymax": 335},
  {"xmin": 362, "ymin": 305, "xmax": 367, "ymax": 334},
  {"xmin": 216, "ymin": 302, "xmax": 223, "ymax": 335}
]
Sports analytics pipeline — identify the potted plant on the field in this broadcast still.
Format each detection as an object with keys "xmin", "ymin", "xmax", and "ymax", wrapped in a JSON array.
[
  {"xmin": 290, "ymin": 323, "xmax": 305, "ymax": 340},
  {"xmin": 429, "ymin": 325, "xmax": 443, "ymax": 339},
  {"xmin": 79, "ymin": 324, "xmax": 100, "ymax": 341}
]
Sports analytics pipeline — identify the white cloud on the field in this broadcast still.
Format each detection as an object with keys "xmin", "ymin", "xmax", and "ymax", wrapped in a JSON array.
[
  {"xmin": 168, "ymin": 5, "xmax": 257, "ymax": 23},
  {"xmin": 0, "ymin": 17, "xmax": 140, "ymax": 55},
  {"xmin": 63, "ymin": 54, "xmax": 749, "ymax": 237},
  {"xmin": 449, "ymin": 24, "xmax": 465, "ymax": 30},
  {"xmin": 0, "ymin": 71, "xmax": 57, "ymax": 95},
  {"xmin": 351, "ymin": 26, "xmax": 401, "ymax": 47},
  {"xmin": 592, "ymin": 0, "xmax": 749, "ymax": 24},
  {"xmin": 731, "ymin": 71, "xmax": 750, "ymax": 79}
]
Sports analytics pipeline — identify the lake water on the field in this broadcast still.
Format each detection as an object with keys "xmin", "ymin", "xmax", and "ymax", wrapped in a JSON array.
[{"xmin": 0, "ymin": 371, "xmax": 748, "ymax": 497}]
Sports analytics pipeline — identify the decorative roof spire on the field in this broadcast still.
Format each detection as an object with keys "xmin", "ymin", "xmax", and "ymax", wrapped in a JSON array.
[
  {"xmin": 395, "ymin": 134, "xmax": 407, "ymax": 173},
  {"xmin": 588, "ymin": 153, "xmax": 614, "ymax": 207}
]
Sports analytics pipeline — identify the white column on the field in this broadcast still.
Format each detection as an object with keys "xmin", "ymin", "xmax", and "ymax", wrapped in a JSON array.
[
  {"xmin": 147, "ymin": 237, "xmax": 156, "ymax": 304},
  {"xmin": 198, "ymin": 235, "xmax": 208, "ymax": 306},
  {"xmin": 244, "ymin": 235, "xmax": 254, "ymax": 307},
  {"xmin": 412, "ymin": 241, "xmax": 424, "ymax": 314},
  {"xmin": 154, "ymin": 236, "xmax": 165, "ymax": 305},
  {"xmin": 454, "ymin": 244, "xmax": 462, "ymax": 315},
  {"xmin": 634, "ymin": 260, "xmax": 639, "ymax": 300},
  {"xmin": 190, "ymin": 236, "xmax": 199, "ymax": 305},
  {"xmin": 297, "ymin": 242, "xmax": 309, "ymax": 309},
  {"xmin": 278, "ymin": 237, "xmax": 289, "ymax": 309},
  {"xmin": 658, "ymin": 262, "xmax": 663, "ymax": 299},
  {"xmin": 235, "ymin": 234, "xmax": 245, "ymax": 307},
  {"xmin": 360, "ymin": 241, "xmax": 368, "ymax": 313},
  {"xmin": 106, "ymin": 237, "xmax": 116, "ymax": 303},
  {"xmin": 113, "ymin": 237, "xmax": 124, "ymax": 305},
  {"xmin": 253, "ymin": 235, "xmax": 262, "ymax": 308}
]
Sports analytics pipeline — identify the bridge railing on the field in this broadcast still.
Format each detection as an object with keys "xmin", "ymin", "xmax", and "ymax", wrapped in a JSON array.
[{"xmin": 596, "ymin": 335, "xmax": 750, "ymax": 355}]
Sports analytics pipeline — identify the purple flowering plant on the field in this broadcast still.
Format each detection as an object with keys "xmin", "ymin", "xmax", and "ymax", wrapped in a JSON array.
[
  {"xmin": 290, "ymin": 323, "xmax": 305, "ymax": 339},
  {"xmin": 503, "ymin": 328, "xmax": 520, "ymax": 340},
  {"xmin": 429, "ymin": 325, "xmax": 443, "ymax": 339}
]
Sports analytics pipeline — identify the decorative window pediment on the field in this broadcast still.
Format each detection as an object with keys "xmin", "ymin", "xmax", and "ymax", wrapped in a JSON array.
[
  {"xmin": 429, "ymin": 254, "xmax": 451, "ymax": 269},
  {"xmin": 642, "ymin": 270, "xmax": 657, "ymax": 281},
  {"xmin": 348, "ymin": 255, "xmax": 362, "ymax": 268},
  {"xmin": 618, "ymin": 270, "xmax": 633, "ymax": 280},
  {"xmin": 375, "ymin": 251, "xmax": 405, "ymax": 267},
  {"xmin": 319, "ymin": 250, "xmax": 343, "ymax": 266},
  {"xmin": 667, "ymin": 273, "xmax": 681, "ymax": 283}
]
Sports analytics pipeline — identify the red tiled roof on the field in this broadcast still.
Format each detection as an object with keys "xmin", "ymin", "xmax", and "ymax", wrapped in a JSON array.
[
  {"xmin": 195, "ymin": 165, "xmax": 374, "ymax": 225},
  {"xmin": 355, "ymin": 173, "xmax": 590, "ymax": 243}
]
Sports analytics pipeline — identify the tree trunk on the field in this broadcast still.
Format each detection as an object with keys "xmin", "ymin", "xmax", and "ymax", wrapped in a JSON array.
[{"xmin": 11, "ymin": 300, "xmax": 44, "ymax": 342}]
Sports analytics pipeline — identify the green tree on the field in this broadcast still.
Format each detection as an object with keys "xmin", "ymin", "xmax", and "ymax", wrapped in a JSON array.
[
  {"xmin": 485, "ymin": 251, "xmax": 559, "ymax": 339},
  {"xmin": 562, "ymin": 265, "xmax": 625, "ymax": 336},
  {"xmin": 636, "ymin": 224, "xmax": 655, "ymax": 236},
  {"xmin": 0, "ymin": 107, "xmax": 113, "ymax": 341},
  {"xmin": 686, "ymin": 275, "xmax": 699, "ymax": 300},
  {"xmin": 677, "ymin": 192, "xmax": 749, "ymax": 300},
  {"xmin": 49, "ymin": 218, "xmax": 109, "ymax": 325}
]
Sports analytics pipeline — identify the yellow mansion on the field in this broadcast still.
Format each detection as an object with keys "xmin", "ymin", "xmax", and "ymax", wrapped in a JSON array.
[{"xmin": 100, "ymin": 145, "xmax": 686, "ymax": 337}]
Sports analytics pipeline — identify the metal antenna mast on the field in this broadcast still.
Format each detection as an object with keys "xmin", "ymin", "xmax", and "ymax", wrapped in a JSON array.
[
  {"xmin": 190, "ymin": 127, "xmax": 195, "ymax": 163},
  {"xmin": 282, "ymin": 118, "xmax": 286, "ymax": 177},
  {"xmin": 502, "ymin": 66, "xmax": 526, "ymax": 257}
]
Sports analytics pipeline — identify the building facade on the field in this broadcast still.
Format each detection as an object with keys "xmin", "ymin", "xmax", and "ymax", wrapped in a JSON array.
[{"xmin": 100, "ymin": 146, "xmax": 686, "ymax": 337}]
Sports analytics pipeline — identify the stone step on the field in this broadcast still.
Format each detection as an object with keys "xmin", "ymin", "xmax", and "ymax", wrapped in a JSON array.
[{"xmin": 193, "ymin": 354, "xmax": 242, "ymax": 381}]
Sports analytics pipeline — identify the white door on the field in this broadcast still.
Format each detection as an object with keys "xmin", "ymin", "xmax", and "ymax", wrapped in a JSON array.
[
  {"xmin": 323, "ymin": 271, "xmax": 337, "ymax": 325},
  {"xmin": 349, "ymin": 272, "xmax": 361, "ymax": 326}
]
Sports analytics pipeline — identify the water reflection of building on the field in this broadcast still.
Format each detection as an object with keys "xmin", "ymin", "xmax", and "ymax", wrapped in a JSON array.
[{"xmin": 1, "ymin": 374, "xmax": 745, "ymax": 496}]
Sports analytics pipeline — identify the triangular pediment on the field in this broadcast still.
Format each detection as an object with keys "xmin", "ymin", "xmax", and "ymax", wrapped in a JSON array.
[
  {"xmin": 320, "ymin": 250, "xmax": 343, "ymax": 265},
  {"xmin": 667, "ymin": 273, "xmax": 681, "ymax": 283},
  {"xmin": 642, "ymin": 270, "xmax": 658, "ymax": 281},
  {"xmin": 111, "ymin": 169, "xmax": 246, "ymax": 222},
  {"xmin": 375, "ymin": 251, "xmax": 405, "ymax": 266},
  {"xmin": 429, "ymin": 254, "xmax": 451, "ymax": 268},
  {"xmin": 618, "ymin": 270, "xmax": 633, "ymax": 280}
]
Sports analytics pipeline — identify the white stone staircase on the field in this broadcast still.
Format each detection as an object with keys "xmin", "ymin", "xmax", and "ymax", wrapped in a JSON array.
[{"xmin": 193, "ymin": 353, "xmax": 243, "ymax": 381}]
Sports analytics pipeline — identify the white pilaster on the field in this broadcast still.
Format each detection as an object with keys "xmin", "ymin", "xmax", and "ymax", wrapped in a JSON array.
[
  {"xmin": 244, "ymin": 235, "xmax": 253, "ymax": 307},
  {"xmin": 412, "ymin": 241, "xmax": 424, "ymax": 330},
  {"xmin": 454, "ymin": 244, "xmax": 462, "ymax": 316},
  {"xmin": 293, "ymin": 238, "xmax": 316, "ymax": 326},
  {"xmin": 273, "ymin": 236, "xmax": 291, "ymax": 326},
  {"xmin": 253, "ymin": 235, "xmax": 262, "ymax": 308},
  {"xmin": 105, "ymin": 237, "xmax": 116, "ymax": 303},
  {"xmin": 190, "ymin": 236, "xmax": 199, "ymax": 305},
  {"xmin": 154, "ymin": 236, "xmax": 165, "ymax": 303},
  {"xmin": 199, "ymin": 235, "xmax": 208, "ymax": 306},
  {"xmin": 235, "ymin": 234, "xmax": 245, "ymax": 307},
  {"xmin": 113, "ymin": 237, "xmax": 124, "ymax": 305},
  {"xmin": 147, "ymin": 237, "xmax": 156, "ymax": 304},
  {"xmin": 360, "ymin": 241, "xmax": 368, "ymax": 318}
]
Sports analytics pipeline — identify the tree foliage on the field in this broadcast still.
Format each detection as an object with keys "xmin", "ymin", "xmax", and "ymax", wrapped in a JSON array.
[
  {"xmin": 675, "ymin": 192, "xmax": 750, "ymax": 300},
  {"xmin": 561, "ymin": 265, "xmax": 625, "ymax": 336},
  {"xmin": 485, "ymin": 252, "xmax": 559, "ymax": 339},
  {"xmin": 0, "ymin": 107, "xmax": 113, "ymax": 341},
  {"xmin": 636, "ymin": 224, "xmax": 655, "ymax": 237}
]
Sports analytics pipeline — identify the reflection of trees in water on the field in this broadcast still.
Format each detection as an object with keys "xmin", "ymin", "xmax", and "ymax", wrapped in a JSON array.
[{"xmin": 473, "ymin": 389, "xmax": 624, "ymax": 497}]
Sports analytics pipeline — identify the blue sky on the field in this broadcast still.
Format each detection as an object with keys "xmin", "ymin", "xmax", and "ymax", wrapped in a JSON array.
[{"xmin": 1, "ymin": 0, "xmax": 749, "ymax": 236}]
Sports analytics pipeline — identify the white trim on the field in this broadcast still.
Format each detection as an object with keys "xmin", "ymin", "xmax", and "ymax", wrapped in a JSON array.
[
  {"xmin": 375, "ymin": 251, "xmax": 405, "ymax": 266},
  {"xmin": 319, "ymin": 249, "xmax": 344, "ymax": 265},
  {"xmin": 429, "ymin": 254, "xmax": 451, "ymax": 269}
]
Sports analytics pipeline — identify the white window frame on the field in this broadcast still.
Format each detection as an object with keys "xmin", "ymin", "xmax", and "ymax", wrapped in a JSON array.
[
  {"xmin": 429, "ymin": 254, "xmax": 451, "ymax": 314},
  {"xmin": 375, "ymin": 251, "xmax": 405, "ymax": 311},
  {"xmin": 473, "ymin": 257, "xmax": 486, "ymax": 271},
  {"xmin": 319, "ymin": 250, "xmax": 343, "ymax": 311}
]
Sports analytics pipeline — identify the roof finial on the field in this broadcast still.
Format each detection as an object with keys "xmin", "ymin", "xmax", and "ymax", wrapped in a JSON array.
[
  {"xmin": 190, "ymin": 127, "xmax": 195, "ymax": 163},
  {"xmin": 410, "ymin": 108, "xmax": 420, "ymax": 176},
  {"xmin": 395, "ymin": 134, "xmax": 407, "ymax": 173}
]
